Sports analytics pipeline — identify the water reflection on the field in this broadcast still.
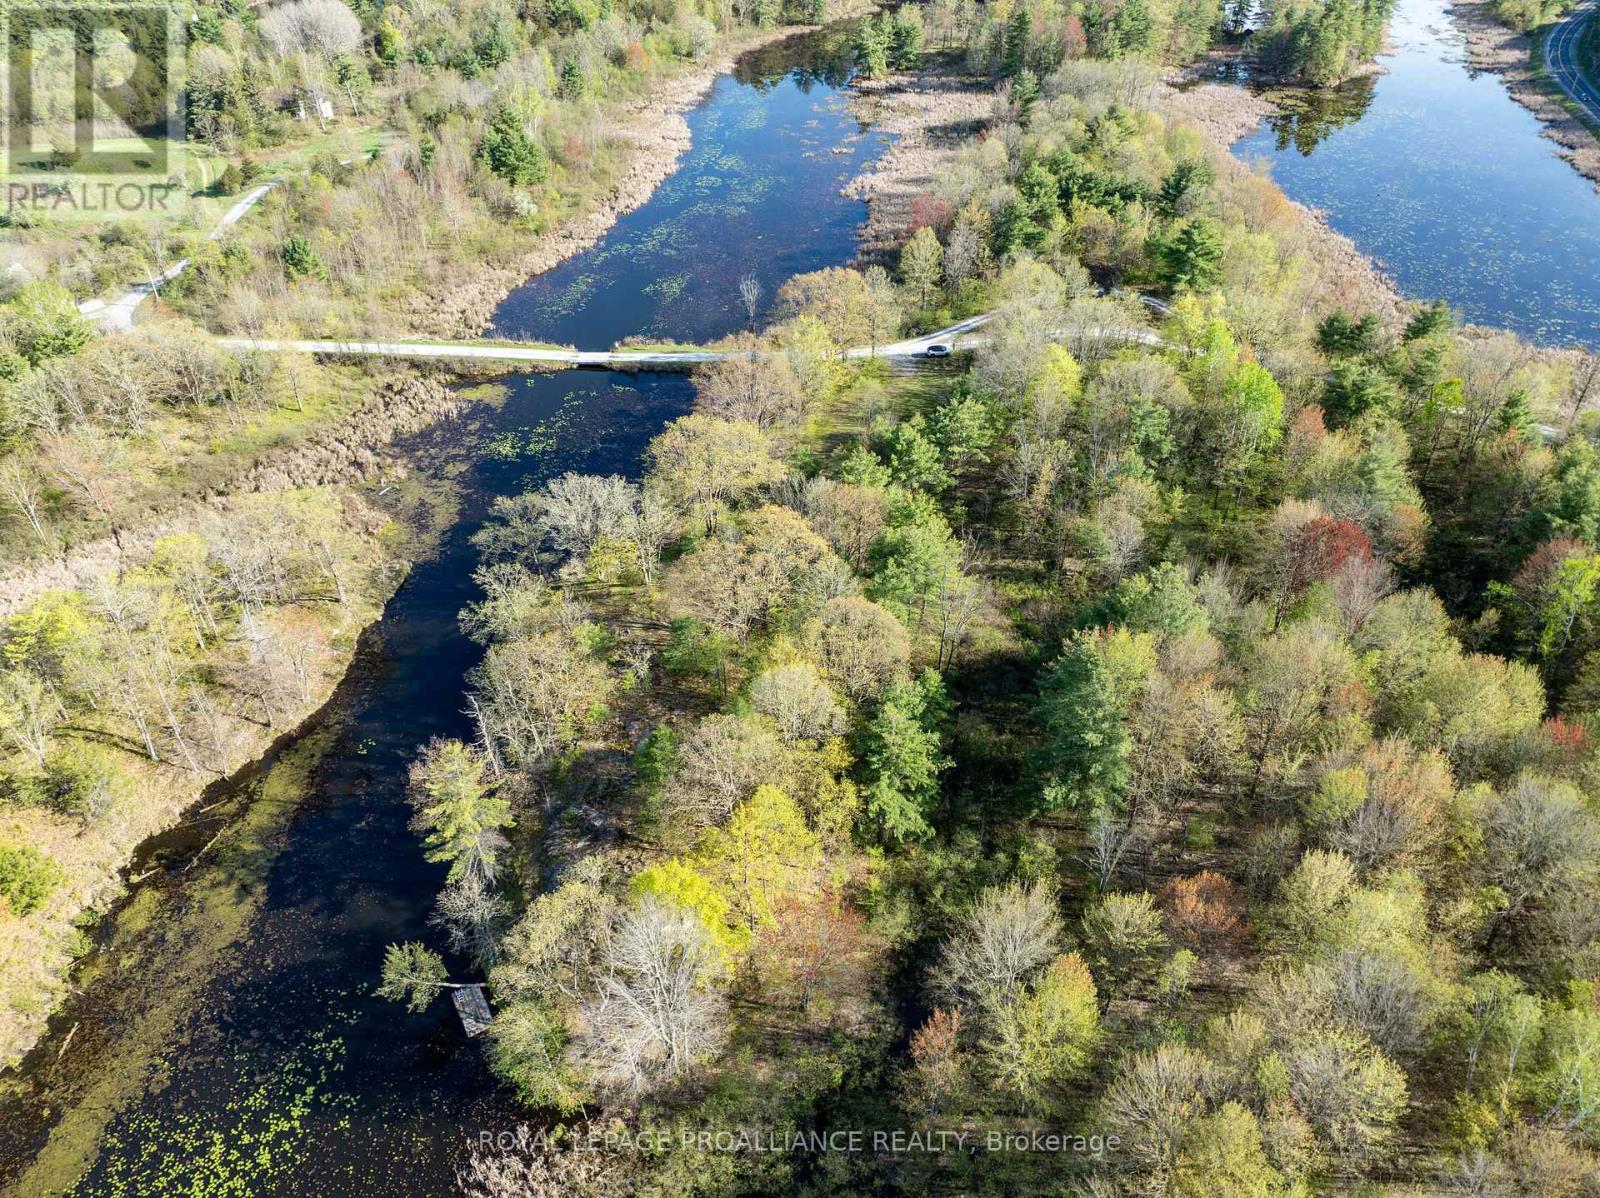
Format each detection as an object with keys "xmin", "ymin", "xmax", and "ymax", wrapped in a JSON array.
[
  {"xmin": 492, "ymin": 23, "xmax": 889, "ymax": 348},
  {"xmin": 1231, "ymin": 0, "xmax": 1600, "ymax": 348},
  {"xmin": 1260, "ymin": 75, "xmax": 1377, "ymax": 154},
  {"xmin": 735, "ymin": 22, "xmax": 858, "ymax": 91}
]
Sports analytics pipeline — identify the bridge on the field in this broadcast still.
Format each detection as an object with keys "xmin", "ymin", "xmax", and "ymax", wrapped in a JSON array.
[{"xmin": 217, "ymin": 314, "xmax": 1002, "ymax": 368}]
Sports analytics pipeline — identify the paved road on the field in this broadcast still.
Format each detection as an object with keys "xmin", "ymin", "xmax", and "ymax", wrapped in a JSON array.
[{"xmin": 1547, "ymin": 1, "xmax": 1600, "ymax": 127}]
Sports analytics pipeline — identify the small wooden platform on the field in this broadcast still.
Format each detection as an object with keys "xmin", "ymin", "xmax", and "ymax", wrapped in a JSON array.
[{"xmin": 451, "ymin": 984, "xmax": 493, "ymax": 1037}]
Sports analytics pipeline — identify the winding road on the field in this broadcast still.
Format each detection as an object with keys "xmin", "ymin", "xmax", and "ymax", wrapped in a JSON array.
[
  {"xmin": 77, "ymin": 182, "xmax": 279, "ymax": 331},
  {"xmin": 1547, "ymin": 0, "xmax": 1600, "ymax": 126}
]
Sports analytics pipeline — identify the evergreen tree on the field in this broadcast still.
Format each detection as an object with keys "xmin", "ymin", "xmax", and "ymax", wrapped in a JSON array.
[
  {"xmin": 854, "ymin": 15, "xmax": 890, "ymax": 78},
  {"xmin": 1159, "ymin": 218, "xmax": 1224, "ymax": 292},
  {"xmin": 860, "ymin": 672, "xmax": 949, "ymax": 842},
  {"xmin": 407, "ymin": 739, "xmax": 513, "ymax": 883},
  {"xmin": 478, "ymin": 107, "xmax": 549, "ymax": 185},
  {"xmin": 1003, "ymin": 5, "xmax": 1031, "ymax": 77}
]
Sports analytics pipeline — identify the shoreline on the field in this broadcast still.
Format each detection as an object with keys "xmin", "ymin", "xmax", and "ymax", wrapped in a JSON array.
[
  {"xmin": 407, "ymin": 19, "xmax": 865, "ymax": 339},
  {"xmin": 839, "ymin": 59, "xmax": 1410, "ymax": 334},
  {"xmin": 1448, "ymin": 0, "xmax": 1600, "ymax": 188},
  {"xmin": 0, "ymin": 17, "xmax": 859, "ymax": 1078},
  {"xmin": 1162, "ymin": 78, "xmax": 1410, "ymax": 327},
  {"xmin": 843, "ymin": 57, "xmax": 995, "ymax": 262}
]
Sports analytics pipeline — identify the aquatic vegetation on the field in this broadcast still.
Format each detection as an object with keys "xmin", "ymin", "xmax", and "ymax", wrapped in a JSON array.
[{"xmin": 84, "ymin": 1032, "xmax": 352, "ymax": 1198}]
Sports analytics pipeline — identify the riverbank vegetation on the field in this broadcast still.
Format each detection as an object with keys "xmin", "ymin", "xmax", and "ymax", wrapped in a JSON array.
[
  {"xmin": 379, "ymin": 13, "xmax": 1600, "ymax": 1197},
  {"xmin": 1255, "ymin": 0, "xmax": 1397, "ymax": 84},
  {"xmin": 9, "ymin": 0, "xmax": 860, "ymax": 342},
  {"xmin": 0, "ymin": 265, "xmax": 453, "ymax": 1063},
  {"xmin": 0, "ymin": 0, "xmax": 869, "ymax": 1072},
  {"xmin": 1488, "ymin": 0, "xmax": 1574, "ymax": 32},
  {"xmin": 922, "ymin": 0, "xmax": 1395, "ymax": 86}
]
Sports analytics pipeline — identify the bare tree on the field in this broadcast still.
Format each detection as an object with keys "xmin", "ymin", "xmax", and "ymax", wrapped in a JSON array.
[
  {"xmin": 1282, "ymin": 1028, "xmax": 1406, "ymax": 1170},
  {"xmin": 931, "ymin": 881, "xmax": 1063, "ymax": 1014},
  {"xmin": 860, "ymin": 265, "xmax": 902, "ymax": 355},
  {"xmin": 1331, "ymin": 553, "xmax": 1392, "ymax": 635},
  {"xmin": 1328, "ymin": 949, "xmax": 1433, "ymax": 1057},
  {"xmin": 931, "ymin": 552, "xmax": 987, "ymax": 671},
  {"xmin": 0, "ymin": 457, "xmax": 52, "ymax": 547},
  {"xmin": 625, "ymin": 491, "xmax": 677, "ymax": 584},
  {"xmin": 749, "ymin": 663, "xmax": 845, "ymax": 742},
  {"xmin": 1101, "ymin": 1044, "xmax": 1213, "ymax": 1177},
  {"xmin": 458, "ymin": 1123, "xmax": 625, "ymax": 1198},
  {"xmin": 260, "ymin": 0, "xmax": 363, "ymax": 60},
  {"xmin": 469, "ymin": 632, "xmax": 612, "ymax": 771},
  {"xmin": 432, "ymin": 874, "xmax": 512, "ymax": 970},
  {"xmin": 942, "ymin": 219, "xmax": 982, "ymax": 296},
  {"xmin": 39, "ymin": 428, "xmax": 119, "ymax": 519},
  {"xmin": 692, "ymin": 341, "xmax": 806, "ymax": 433},
  {"xmin": 739, "ymin": 273, "xmax": 762, "ymax": 329},
  {"xmin": 1081, "ymin": 811, "xmax": 1142, "ymax": 892},
  {"xmin": 1565, "ymin": 351, "xmax": 1600, "ymax": 431},
  {"xmin": 659, "ymin": 713, "xmax": 784, "ymax": 828},
  {"xmin": 261, "ymin": 0, "xmax": 363, "ymax": 121},
  {"xmin": 235, "ymin": 608, "xmax": 301, "ymax": 730},
  {"xmin": 533, "ymin": 474, "xmax": 641, "ymax": 561},
  {"xmin": 575, "ymin": 899, "xmax": 726, "ymax": 1096},
  {"xmin": 807, "ymin": 595, "xmax": 911, "ymax": 701},
  {"xmin": 1483, "ymin": 774, "xmax": 1598, "ymax": 933},
  {"xmin": 88, "ymin": 580, "xmax": 203, "ymax": 771},
  {"xmin": 0, "ymin": 668, "xmax": 62, "ymax": 768}
]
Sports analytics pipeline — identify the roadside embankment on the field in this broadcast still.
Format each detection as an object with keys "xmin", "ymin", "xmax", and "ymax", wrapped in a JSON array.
[{"xmin": 1449, "ymin": 0, "xmax": 1600, "ymax": 187}]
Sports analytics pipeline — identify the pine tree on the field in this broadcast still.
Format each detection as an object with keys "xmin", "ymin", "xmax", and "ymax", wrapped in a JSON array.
[
  {"xmin": 407, "ymin": 739, "xmax": 513, "ymax": 883},
  {"xmin": 478, "ymin": 108, "xmax": 549, "ymax": 186}
]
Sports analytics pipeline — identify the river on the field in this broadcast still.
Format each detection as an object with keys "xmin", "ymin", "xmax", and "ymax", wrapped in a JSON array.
[
  {"xmin": 0, "ymin": 24, "xmax": 886, "ymax": 1198},
  {"xmin": 1232, "ymin": 0, "xmax": 1600, "ymax": 348}
]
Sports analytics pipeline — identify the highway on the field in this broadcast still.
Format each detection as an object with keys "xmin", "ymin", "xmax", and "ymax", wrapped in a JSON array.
[{"xmin": 1547, "ymin": 1, "xmax": 1600, "ymax": 127}]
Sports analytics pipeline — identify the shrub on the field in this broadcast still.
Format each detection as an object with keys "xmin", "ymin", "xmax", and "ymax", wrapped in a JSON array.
[
  {"xmin": 0, "ymin": 843, "xmax": 65, "ymax": 915},
  {"xmin": 281, "ymin": 235, "xmax": 327, "ymax": 281},
  {"xmin": 41, "ymin": 744, "xmax": 119, "ymax": 821}
]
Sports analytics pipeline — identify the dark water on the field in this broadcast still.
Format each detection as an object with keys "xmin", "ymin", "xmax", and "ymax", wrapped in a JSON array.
[
  {"xmin": 493, "ymin": 30, "xmax": 885, "ymax": 346},
  {"xmin": 1232, "ymin": 0, "xmax": 1600, "ymax": 348},
  {"xmin": 0, "ymin": 24, "xmax": 883, "ymax": 1198}
]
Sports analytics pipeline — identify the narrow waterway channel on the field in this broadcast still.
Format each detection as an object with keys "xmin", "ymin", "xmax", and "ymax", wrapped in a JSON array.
[
  {"xmin": 0, "ymin": 24, "xmax": 887, "ymax": 1198},
  {"xmin": 1232, "ymin": 0, "xmax": 1600, "ymax": 348}
]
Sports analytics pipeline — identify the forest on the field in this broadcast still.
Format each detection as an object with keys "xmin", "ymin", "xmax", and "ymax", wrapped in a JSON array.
[
  {"xmin": 1, "ymin": 0, "xmax": 1598, "ymax": 1194},
  {"xmin": 0, "ymin": 0, "xmax": 850, "ymax": 1071},
  {"xmin": 359, "ymin": 8, "xmax": 1600, "ymax": 1198}
]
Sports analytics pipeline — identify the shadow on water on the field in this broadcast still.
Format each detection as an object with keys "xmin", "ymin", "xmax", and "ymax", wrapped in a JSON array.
[{"xmin": 0, "ymin": 20, "xmax": 890, "ymax": 1198}]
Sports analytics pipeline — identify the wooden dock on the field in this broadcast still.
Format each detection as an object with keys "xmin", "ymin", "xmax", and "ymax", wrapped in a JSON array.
[{"xmin": 451, "ymin": 984, "xmax": 493, "ymax": 1037}]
